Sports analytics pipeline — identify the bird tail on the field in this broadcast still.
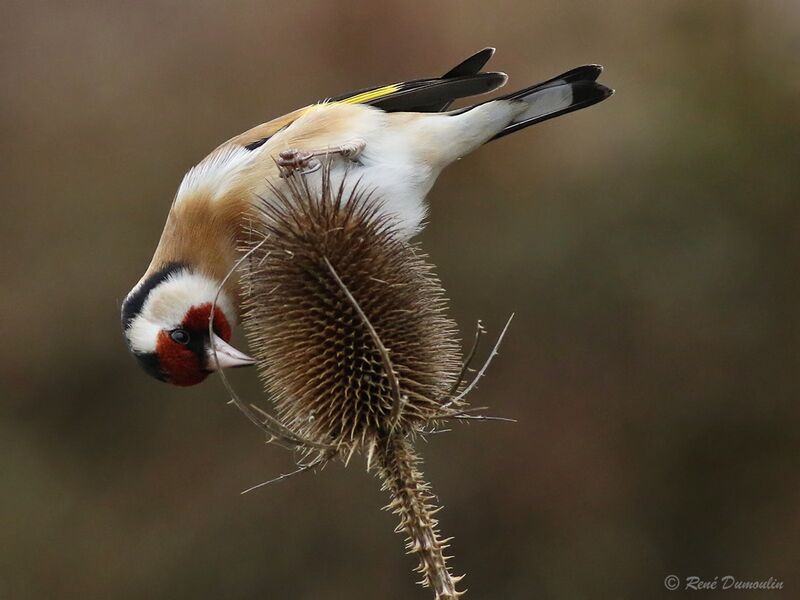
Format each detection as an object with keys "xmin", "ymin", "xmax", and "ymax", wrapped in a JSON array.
[{"xmin": 475, "ymin": 65, "xmax": 613, "ymax": 142}]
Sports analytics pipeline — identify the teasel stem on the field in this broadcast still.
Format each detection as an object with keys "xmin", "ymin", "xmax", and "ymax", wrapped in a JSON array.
[{"xmin": 374, "ymin": 432, "xmax": 465, "ymax": 599}]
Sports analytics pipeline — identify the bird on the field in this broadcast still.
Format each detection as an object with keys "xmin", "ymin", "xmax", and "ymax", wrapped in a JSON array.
[{"xmin": 121, "ymin": 47, "xmax": 613, "ymax": 387}]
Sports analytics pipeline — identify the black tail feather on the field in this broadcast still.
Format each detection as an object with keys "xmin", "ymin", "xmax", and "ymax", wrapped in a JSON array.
[{"xmin": 487, "ymin": 66, "xmax": 613, "ymax": 141}]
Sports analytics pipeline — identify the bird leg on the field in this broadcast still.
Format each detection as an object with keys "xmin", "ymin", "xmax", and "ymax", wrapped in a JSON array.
[
  {"xmin": 333, "ymin": 139, "xmax": 366, "ymax": 161},
  {"xmin": 277, "ymin": 140, "xmax": 366, "ymax": 178}
]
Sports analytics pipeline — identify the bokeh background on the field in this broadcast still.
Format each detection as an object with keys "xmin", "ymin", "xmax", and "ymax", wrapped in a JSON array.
[{"xmin": 2, "ymin": 1, "xmax": 798, "ymax": 598}]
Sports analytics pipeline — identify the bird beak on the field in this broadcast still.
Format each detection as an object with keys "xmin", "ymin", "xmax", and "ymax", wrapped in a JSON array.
[{"xmin": 206, "ymin": 333, "xmax": 256, "ymax": 370}]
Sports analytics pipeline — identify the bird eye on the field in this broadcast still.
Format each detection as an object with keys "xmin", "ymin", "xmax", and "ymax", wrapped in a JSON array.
[{"xmin": 170, "ymin": 329, "xmax": 190, "ymax": 345}]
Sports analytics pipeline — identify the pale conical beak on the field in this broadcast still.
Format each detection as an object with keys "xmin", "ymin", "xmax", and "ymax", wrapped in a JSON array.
[{"xmin": 206, "ymin": 333, "xmax": 256, "ymax": 370}]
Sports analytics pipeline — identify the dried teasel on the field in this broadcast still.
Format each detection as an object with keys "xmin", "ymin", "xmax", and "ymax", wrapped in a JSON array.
[{"xmin": 228, "ymin": 162, "xmax": 510, "ymax": 599}]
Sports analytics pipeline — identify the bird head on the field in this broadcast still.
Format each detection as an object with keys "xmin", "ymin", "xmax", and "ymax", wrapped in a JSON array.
[{"xmin": 121, "ymin": 263, "xmax": 254, "ymax": 386}]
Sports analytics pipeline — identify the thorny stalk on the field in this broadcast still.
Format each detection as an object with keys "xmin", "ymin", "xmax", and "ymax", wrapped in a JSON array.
[
  {"xmin": 448, "ymin": 320, "xmax": 486, "ymax": 398},
  {"xmin": 440, "ymin": 314, "xmax": 514, "ymax": 411},
  {"xmin": 374, "ymin": 433, "xmax": 465, "ymax": 599}
]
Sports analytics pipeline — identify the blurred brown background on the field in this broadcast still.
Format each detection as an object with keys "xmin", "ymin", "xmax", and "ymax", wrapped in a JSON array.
[{"xmin": 2, "ymin": 1, "xmax": 798, "ymax": 598}]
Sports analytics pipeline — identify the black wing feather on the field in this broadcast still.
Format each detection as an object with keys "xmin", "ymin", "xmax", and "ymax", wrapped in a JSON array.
[
  {"xmin": 422, "ymin": 47, "xmax": 495, "ymax": 111},
  {"xmin": 369, "ymin": 72, "xmax": 506, "ymax": 113},
  {"xmin": 440, "ymin": 47, "xmax": 495, "ymax": 79},
  {"xmin": 327, "ymin": 48, "xmax": 504, "ymax": 114}
]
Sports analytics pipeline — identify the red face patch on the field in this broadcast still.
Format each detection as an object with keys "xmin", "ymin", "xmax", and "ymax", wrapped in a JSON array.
[
  {"xmin": 156, "ymin": 303, "xmax": 233, "ymax": 386},
  {"xmin": 182, "ymin": 304, "xmax": 232, "ymax": 342},
  {"xmin": 156, "ymin": 330, "xmax": 207, "ymax": 386}
]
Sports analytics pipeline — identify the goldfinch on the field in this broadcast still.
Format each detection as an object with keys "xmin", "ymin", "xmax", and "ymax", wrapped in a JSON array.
[{"xmin": 121, "ymin": 48, "xmax": 613, "ymax": 386}]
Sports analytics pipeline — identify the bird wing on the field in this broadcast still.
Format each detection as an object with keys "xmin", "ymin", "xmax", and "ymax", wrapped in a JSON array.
[
  {"xmin": 335, "ymin": 71, "xmax": 506, "ymax": 112},
  {"xmin": 222, "ymin": 48, "xmax": 505, "ymax": 151}
]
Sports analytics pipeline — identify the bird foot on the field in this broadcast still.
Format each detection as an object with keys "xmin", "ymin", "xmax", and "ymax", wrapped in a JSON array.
[
  {"xmin": 277, "ymin": 140, "xmax": 366, "ymax": 178},
  {"xmin": 277, "ymin": 149, "xmax": 320, "ymax": 177}
]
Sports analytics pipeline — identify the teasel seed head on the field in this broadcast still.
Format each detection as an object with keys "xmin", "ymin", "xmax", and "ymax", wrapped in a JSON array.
[{"xmin": 240, "ymin": 165, "xmax": 463, "ymax": 454}]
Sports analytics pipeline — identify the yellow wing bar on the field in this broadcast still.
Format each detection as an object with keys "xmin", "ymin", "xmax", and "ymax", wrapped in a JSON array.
[{"xmin": 338, "ymin": 84, "xmax": 402, "ymax": 105}]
